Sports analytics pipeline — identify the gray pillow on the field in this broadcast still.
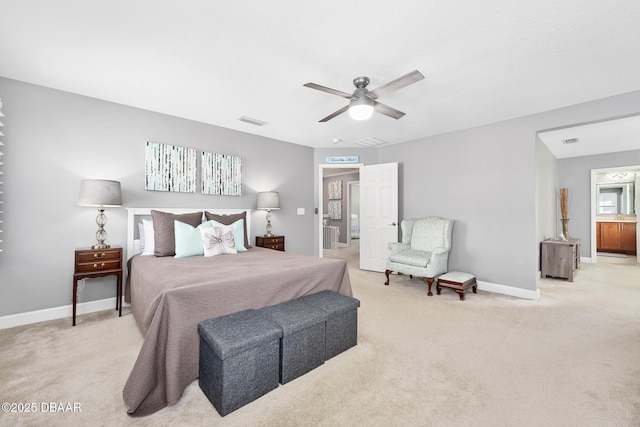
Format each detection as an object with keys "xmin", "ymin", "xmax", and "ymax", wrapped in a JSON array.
[
  {"xmin": 204, "ymin": 211, "xmax": 251, "ymax": 248},
  {"xmin": 151, "ymin": 210, "xmax": 203, "ymax": 256}
]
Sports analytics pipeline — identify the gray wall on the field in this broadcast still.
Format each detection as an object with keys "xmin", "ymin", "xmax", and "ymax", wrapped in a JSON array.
[
  {"xmin": 378, "ymin": 120, "xmax": 540, "ymax": 291},
  {"xmin": 377, "ymin": 90, "xmax": 640, "ymax": 293},
  {"xmin": 558, "ymin": 149, "xmax": 640, "ymax": 257},
  {"xmin": 536, "ymin": 137, "xmax": 559, "ymax": 265},
  {"xmin": 0, "ymin": 77, "xmax": 315, "ymax": 317},
  {"xmin": 2, "ymin": 75, "xmax": 640, "ymax": 317}
]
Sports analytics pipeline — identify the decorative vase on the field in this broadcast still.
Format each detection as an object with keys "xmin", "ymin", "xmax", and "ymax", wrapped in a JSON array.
[{"xmin": 561, "ymin": 218, "xmax": 570, "ymax": 239}]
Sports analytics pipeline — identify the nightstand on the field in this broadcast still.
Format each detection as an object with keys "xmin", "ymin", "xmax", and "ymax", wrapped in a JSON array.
[
  {"xmin": 255, "ymin": 235, "xmax": 285, "ymax": 251},
  {"xmin": 73, "ymin": 246, "xmax": 123, "ymax": 326},
  {"xmin": 540, "ymin": 238, "xmax": 580, "ymax": 282}
]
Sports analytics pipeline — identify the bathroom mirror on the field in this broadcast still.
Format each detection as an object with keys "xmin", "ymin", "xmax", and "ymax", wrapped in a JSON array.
[{"xmin": 597, "ymin": 182, "xmax": 635, "ymax": 215}]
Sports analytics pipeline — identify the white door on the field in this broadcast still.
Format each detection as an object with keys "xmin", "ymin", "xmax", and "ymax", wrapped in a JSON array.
[{"xmin": 360, "ymin": 162, "xmax": 398, "ymax": 271}]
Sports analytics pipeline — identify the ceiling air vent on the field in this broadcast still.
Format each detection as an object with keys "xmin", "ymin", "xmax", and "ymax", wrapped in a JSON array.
[
  {"xmin": 354, "ymin": 137, "xmax": 387, "ymax": 147},
  {"xmin": 239, "ymin": 116, "xmax": 267, "ymax": 126},
  {"xmin": 562, "ymin": 137, "xmax": 579, "ymax": 144}
]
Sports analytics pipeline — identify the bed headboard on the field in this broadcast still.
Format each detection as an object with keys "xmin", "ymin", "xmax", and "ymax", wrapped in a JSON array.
[{"xmin": 126, "ymin": 207, "xmax": 252, "ymax": 260}]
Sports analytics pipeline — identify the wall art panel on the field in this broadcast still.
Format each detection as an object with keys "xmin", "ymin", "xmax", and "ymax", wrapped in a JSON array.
[
  {"xmin": 145, "ymin": 142, "xmax": 197, "ymax": 192},
  {"xmin": 328, "ymin": 180, "xmax": 342, "ymax": 199},
  {"xmin": 201, "ymin": 151, "xmax": 242, "ymax": 196}
]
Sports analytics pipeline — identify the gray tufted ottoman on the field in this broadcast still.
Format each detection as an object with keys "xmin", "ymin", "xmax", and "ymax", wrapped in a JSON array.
[
  {"xmin": 299, "ymin": 291, "xmax": 360, "ymax": 360},
  {"xmin": 259, "ymin": 299, "xmax": 328, "ymax": 384},
  {"xmin": 198, "ymin": 309, "xmax": 282, "ymax": 416}
]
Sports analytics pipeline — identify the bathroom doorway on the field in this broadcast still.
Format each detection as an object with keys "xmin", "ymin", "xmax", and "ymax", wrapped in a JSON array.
[
  {"xmin": 319, "ymin": 165, "xmax": 360, "ymax": 261},
  {"xmin": 591, "ymin": 165, "xmax": 640, "ymax": 264}
]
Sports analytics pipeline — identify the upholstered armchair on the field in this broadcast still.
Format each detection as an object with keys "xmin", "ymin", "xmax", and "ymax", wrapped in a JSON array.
[{"xmin": 384, "ymin": 217, "xmax": 454, "ymax": 296}]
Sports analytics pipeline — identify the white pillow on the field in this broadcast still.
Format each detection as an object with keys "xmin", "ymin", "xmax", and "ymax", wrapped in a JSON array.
[
  {"xmin": 138, "ymin": 223, "xmax": 146, "ymax": 253},
  {"xmin": 206, "ymin": 218, "xmax": 247, "ymax": 251},
  {"xmin": 201, "ymin": 225, "xmax": 237, "ymax": 257},
  {"xmin": 141, "ymin": 219, "xmax": 155, "ymax": 256}
]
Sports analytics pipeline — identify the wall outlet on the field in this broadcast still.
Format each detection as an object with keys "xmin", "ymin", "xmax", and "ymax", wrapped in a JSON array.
[{"xmin": 297, "ymin": 208, "xmax": 305, "ymax": 215}]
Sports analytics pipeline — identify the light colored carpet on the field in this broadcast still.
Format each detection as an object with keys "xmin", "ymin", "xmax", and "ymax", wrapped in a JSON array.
[{"xmin": 1, "ymin": 253, "xmax": 639, "ymax": 427}]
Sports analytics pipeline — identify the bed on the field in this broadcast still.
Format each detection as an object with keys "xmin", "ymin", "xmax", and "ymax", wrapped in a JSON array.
[{"xmin": 122, "ymin": 208, "xmax": 352, "ymax": 416}]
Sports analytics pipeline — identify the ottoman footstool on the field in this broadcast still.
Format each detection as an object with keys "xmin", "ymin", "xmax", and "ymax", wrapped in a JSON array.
[
  {"xmin": 298, "ymin": 290, "xmax": 360, "ymax": 360},
  {"xmin": 198, "ymin": 309, "xmax": 282, "ymax": 416},
  {"xmin": 436, "ymin": 272, "xmax": 477, "ymax": 301},
  {"xmin": 259, "ymin": 299, "xmax": 328, "ymax": 384}
]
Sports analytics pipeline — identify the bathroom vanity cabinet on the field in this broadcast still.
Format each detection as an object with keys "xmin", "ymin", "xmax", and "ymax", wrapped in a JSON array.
[{"xmin": 596, "ymin": 221, "xmax": 637, "ymax": 255}]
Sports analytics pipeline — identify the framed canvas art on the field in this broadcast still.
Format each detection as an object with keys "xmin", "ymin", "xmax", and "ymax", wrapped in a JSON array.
[{"xmin": 145, "ymin": 142, "xmax": 197, "ymax": 193}]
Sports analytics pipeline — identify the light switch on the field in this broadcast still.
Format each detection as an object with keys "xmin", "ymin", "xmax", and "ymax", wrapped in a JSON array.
[{"xmin": 297, "ymin": 208, "xmax": 305, "ymax": 215}]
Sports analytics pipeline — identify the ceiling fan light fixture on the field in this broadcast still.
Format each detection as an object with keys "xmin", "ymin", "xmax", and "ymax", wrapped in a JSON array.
[{"xmin": 348, "ymin": 97, "xmax": 374, "ymax": 120}]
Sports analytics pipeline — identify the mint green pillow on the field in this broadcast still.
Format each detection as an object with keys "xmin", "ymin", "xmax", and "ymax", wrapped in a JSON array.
[
  {"xmin": 174, "ymin": 220, "xmax": 215, "ymax": 258},
  {"xmin": 206, "ymin": 218, "xmax": 247, "ymax": 252}
]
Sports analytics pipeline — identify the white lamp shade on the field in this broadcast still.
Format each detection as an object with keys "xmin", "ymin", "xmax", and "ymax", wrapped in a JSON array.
[
  {"xmin": 256, "ymin": 191, "xmax": 280, "ymax": 210},
  {"xmin": 77, "ymin": 179, "xmax": 122, "ymax": 207},
  {"xmin": 348, "ymin": 97, "xmax": 374, "ymax": 120}
]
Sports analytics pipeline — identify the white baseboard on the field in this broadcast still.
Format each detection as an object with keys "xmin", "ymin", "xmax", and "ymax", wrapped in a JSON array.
[
  {"xmin": 477, "ymin": 280, "xmax": 540, "ymax": 300},
  {"xmin": 581, "ymin": 256, "xmax": 593, "ymax": 263},
  {"xmin": 0, "ymin": 298, "xmax": 125, "ymax": 329}
]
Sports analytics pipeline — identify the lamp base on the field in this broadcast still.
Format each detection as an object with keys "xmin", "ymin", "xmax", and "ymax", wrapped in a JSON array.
[
  {"xmin": 264, "ymin": 211, "xmax": 274, "ymax": 237},
  {"xmin": 92, "ymin": 243, "xmax": 111, "ymax": 249}
]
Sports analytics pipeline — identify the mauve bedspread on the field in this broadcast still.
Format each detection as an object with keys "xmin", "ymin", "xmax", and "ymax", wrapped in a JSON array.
[{"xmin": 122, "ymin": 247, "xmax": 352, "ymax": 416}]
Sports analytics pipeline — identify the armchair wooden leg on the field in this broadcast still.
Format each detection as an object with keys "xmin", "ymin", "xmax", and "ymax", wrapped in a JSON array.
[
  {"xmin": 425, "ymin": 277, "xmax": 434, "ymax": 296},
  {"xmin": 384, "ymin": 269, "xmax": 392, "ymax": 286}
]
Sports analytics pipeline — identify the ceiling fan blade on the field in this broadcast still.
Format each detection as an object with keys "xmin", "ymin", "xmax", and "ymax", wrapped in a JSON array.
[
  {"xmin": 374, "ymin": 101, "xmax": 406, "ymax": 119},
  {"xmin": 304, "ymin": 82, "xmax": 354, "ymax": 100},
  {"xmin": 319, "ymin": 105, "xmax": 349, "ymax": 122},
  {"xmin": 368, "ymin": 70, "xmax": 425, "ymax": 99}
]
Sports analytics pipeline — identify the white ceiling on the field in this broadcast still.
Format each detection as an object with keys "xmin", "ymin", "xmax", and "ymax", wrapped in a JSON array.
[
  {"xmin": 1, "ymin": 1, "xmax": 640, "ymax": 152},
  {"xmin": 538, "ymin": 115, "xmax": 640, "ymax": 159}
]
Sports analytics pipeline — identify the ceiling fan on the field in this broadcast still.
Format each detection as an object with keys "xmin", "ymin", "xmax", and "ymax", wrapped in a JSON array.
[{"xmin": 304, "ymin": 70, "xmax": 424, "ymax": 122}]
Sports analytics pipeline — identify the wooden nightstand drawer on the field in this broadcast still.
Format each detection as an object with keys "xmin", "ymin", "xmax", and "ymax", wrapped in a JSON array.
[
  {"xmin": 265, "ymin": 242, "xmax": 284, "ymax": 251},
  {"xmin": 75, "ymin": 259, "xmax": 122, "ymax": 273},
  {"xmin": 76, "ymin": 249, "xmax": 121, "ymax": 263},
  {"xmin": 255, "ymin": 236, "xmax": 285, "ymax": 251},
  {"xmin": 262, "ymin": 236, "xmax": 283, "ymax": 245}
]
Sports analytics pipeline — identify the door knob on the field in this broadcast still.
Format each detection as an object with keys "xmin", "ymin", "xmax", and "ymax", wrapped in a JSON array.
[{"xmin": 389, "ymin": 222, "xmax": 397, "ymax": 226}]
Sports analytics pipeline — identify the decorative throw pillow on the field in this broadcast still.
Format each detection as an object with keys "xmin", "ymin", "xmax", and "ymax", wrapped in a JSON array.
[
  {"xmin": 201, "ymin": 225, "xmax": 237, "ymax": 257},
  {"xmin": 174, "ymin": 220, "xmax": 215, "ymax": 258},
  {"xmin": 204, "ymin": 211, "xmax": 251, "ymax": 248},
  {"xmin": 141, "ymin": 219, "xmax": 156, "ymax": 256},
  {"xmin": 205, "ymin": 218, "xmax": 247, "ymax": 252},
  {"xmin": 151, "ymin": 210, "xmax": 203, "ymax": 256}
]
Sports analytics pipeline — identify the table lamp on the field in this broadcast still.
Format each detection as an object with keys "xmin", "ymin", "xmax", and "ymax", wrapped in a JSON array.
[
  {"xmin": 77, "ymin": 179, "xmax": 122, "ymax": 249},
  {"xmin": 256, "ymin": 191, "xmax": 280, "ymax": 237}
]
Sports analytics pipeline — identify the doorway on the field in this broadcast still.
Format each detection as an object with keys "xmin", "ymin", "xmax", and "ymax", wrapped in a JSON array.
[
  {"xmin": 590, "ymin": 165, "xmax": 640, "ymax": 264},
  {"xmin": 318, "ymin": 164, "xmax": 362, "ymax": 261},
  {"xmin": 347, "ymin": 181, "xmax": 360, "ymax": 249}
]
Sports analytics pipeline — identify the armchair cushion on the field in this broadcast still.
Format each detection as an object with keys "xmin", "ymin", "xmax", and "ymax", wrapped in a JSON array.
[
  {"xmin": 388, "ymin": 242, "xmax": 410, "ymax": 254},
  {"xmin": 410, "ymin": 218, "xmax": 449, "ymax": 252},
  {"xmin": 389, "ymin": 249, "xmax": 431, "ymax": 267}
]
